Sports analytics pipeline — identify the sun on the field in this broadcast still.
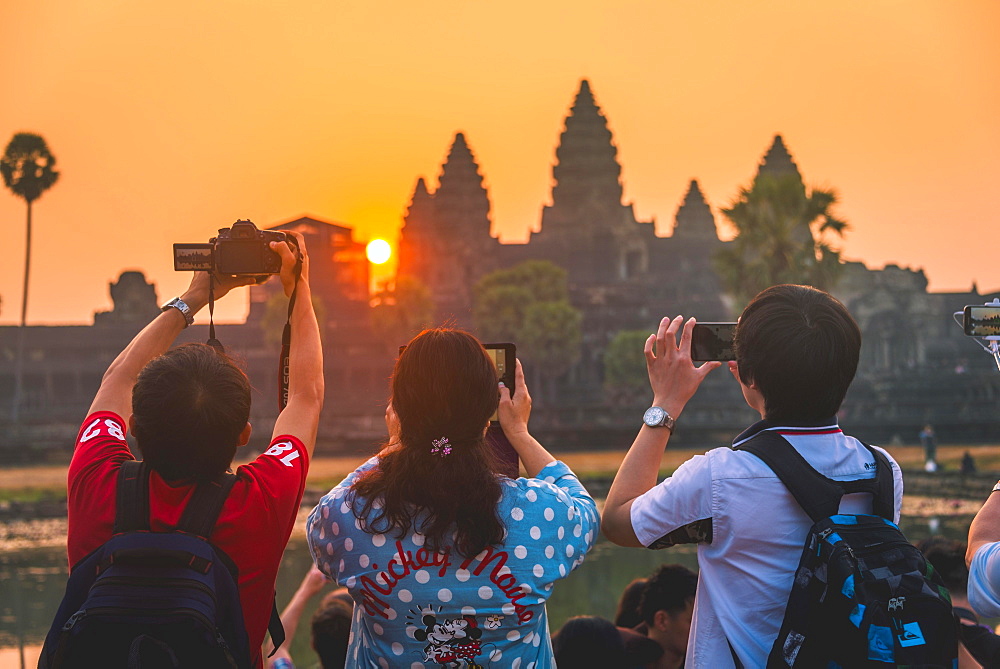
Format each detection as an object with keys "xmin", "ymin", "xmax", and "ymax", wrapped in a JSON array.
[{"xmin": 366, "ymin": 239, "xmax": 392, "ymax": 265}]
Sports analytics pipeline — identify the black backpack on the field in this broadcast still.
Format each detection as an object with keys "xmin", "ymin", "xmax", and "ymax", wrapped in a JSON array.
[
  {"xmin": 735, "ymin": 431, "xmax": 958, "ymax": 668},
  {"xmin": 39, "ymin": 460, "xmax": 284, "ymax": 669}
]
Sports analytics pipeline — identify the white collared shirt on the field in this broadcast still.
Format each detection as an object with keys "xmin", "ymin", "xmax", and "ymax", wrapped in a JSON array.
[{"xmin": 629, "ymin": 420, "xmax": 904, "ymax": 669}]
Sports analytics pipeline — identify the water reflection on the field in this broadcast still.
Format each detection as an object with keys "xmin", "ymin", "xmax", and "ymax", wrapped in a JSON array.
[{"xmin": 0, "ymin": 513, "xmax": 975, "ymax": 661}]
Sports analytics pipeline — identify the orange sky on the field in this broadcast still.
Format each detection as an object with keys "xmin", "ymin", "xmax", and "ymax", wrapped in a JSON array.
[{"xmin": 2, "ymin": 0, "xmax": 999, "ymax": 324}]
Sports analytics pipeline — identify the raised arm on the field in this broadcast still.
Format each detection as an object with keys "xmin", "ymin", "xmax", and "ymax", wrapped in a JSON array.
[
  {"xmin": 601, "ymin": 316, "xmax": 720, "ymax": 547},
  {"xmin": 270, "ymin": 232, "xmax": 324, "ymax": 459},
  {"xmin": 88, "ymin": 271, "xmax": 255, "ymax": 420},
  {"xmin": 496, "ymin": 359, "xmax": 556, "ymax": 477}
]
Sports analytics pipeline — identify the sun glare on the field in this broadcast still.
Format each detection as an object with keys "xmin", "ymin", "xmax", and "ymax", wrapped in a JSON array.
[{"xmin": 366, "ymin": 239, "xmax": 392, "ymax": 265}]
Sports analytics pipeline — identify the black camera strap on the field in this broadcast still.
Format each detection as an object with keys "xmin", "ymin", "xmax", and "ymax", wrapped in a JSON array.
[
  {"xmin": 278, "ymin": 256, "xmax": 303, "ymax": 411},
  {"xmin": 205, "ymin": 274, "xmax": 225, "ymax": 354}
]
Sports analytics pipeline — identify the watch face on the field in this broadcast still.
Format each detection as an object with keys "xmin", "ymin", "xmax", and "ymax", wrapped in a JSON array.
[{"xmin": 643, "ymin": 407, "xmax": 666, "ymax": 426}]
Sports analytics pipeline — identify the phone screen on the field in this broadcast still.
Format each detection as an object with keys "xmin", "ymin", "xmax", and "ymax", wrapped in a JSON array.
[
  {"xmin": 964, "ymin": 306, "xmax": 1000, "ymax": 337},
  {"xmin": 484, "ymin": 343, "xmax": 516, "ymax": 422},
  {"xmin": 691, "ymin": 323, "xmax": 737, "ymax": 362}
]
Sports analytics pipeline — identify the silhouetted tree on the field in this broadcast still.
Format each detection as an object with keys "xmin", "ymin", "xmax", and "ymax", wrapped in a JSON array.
[
  {"xmin": 713, "ymin": 172, "xmax": 846, "ymax": 310},
  {"xmin": 370, "ymin": 276, "xmax": 434, "ymax": 351},
  {"xmin": 603, "ymin": 330, "xmax": 651, "ymax": 405},
  {"xmin": 2, "ymin": 132, "xmax": 60, "ymax": 423}
]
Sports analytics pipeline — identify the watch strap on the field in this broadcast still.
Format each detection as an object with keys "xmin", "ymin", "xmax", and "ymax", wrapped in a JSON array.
[{"xmin": 162, "ymin": 297, "xmax": 194, "ymax": 327}]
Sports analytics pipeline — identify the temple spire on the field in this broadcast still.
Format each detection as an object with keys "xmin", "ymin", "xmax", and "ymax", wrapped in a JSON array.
[
  {"xmin": 435, "ymin": 132, "xmax": 493, "ymax": 236},
  {"xmin": 548, "ymin": 79, "xmax": 624, "ymax": 217},
  {"xmin": 672, "ymin": 179, "xmax": 718, "ymax": 241},
  {"xmin": 756, "ymin": 134, "xmax": 803, "ymax": 183}
]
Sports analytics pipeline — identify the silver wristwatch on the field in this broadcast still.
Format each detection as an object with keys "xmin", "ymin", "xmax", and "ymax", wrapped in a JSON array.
[
  {"xmin": 643, "ymin": 406, "xmax": 676, "ymax": 432},
  {"xmin": 161, "ymin": 297, "xmax": 194, "ymax": 327}
]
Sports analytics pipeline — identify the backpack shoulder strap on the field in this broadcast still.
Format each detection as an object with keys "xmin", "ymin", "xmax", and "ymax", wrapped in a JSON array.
[
  {"xmin": 114, "ymin": 459, "xmax": 151, "ymax": 534},
  {"xmin": 735, "ymin": 430, "xmax": 890, "ymax": 523},
  {"xmin": 177, "ymin": 471, "xmax": 239, "ymax": 539},
  {"xmin": 861, "ymin": 443, "xmax": 896, "ymax": 521}
]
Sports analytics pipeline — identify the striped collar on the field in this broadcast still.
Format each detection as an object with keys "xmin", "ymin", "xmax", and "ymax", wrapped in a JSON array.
[{"xmin": 731, "ymin": 417, "xmax": 842, "ymax": 448}]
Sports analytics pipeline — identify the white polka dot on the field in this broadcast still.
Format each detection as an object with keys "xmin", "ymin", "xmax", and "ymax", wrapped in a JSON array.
[
  {"xmin": 331, "ymin": 522, "xmax": 340, "ymax": 535},
  {"xmin": 511, "ymin": 507, "xmax": 524, "ymax": 521},
  {"xmin": 490, "ymin": 649, "xmax": 503, "ymax": 661},
  {"xmin": 479, "ymin": 586, "xmax": 493, "ymax": 599},
  {"xmin": 543, "ymin": 508, "xmax": 555, "ymax": 521},
  {"xmin": 557, "ymin": 527, "xmax": 565, "ymax": 540},
  {"xmin": 346, "ymin": 575, "xmax": 357, "ymax": 587},
  {"xmin": 398, "ymin": 589, "xmax": 412, "ymax": 603},
  {"xmin": 415, "ymin": 570, "xmax": 430, "ymax": 584},
  {"xmin": 339, "ymin": 559, "xmax": 346, "ymax": 573},
  {"xmin": 544, "ymin": 476, "xmax": 556, "ymax": 484},
  {"xmin": 340, "ymin": 501, "xmax": 350, "ymax": 514},
  {"xmin": 533, "ymin": 564, "xmax": 544, "ymax": 577},
  {"xmin": 375, "ymin": 572, "xmax": 388, "ymax": 586},
  {"xmin": 354, "ymin": 518, "xmax": 362, "ymax": 530},
  {"xmin": 566, "ymin": 544, "xmax": 575, "ymax": 557},
  {"xmin": 462, "ymin": 606, "xmax": 477, "ymax": 616},
  {"xmin": 533, "ymin": 633, "xmax": 541, "ymax": 647},
  {"xmin": 319, "ymin": 526, "xmax": 325, "ymax": 540},
  {"xmin": 568, "ymin": 507, "xmax": 575, "ymax": 520},
  {"xmin": 377, "ymin": 656, "xmax": 388, "ymax": 667},
  {"xmin": 527, "ymin": 661, "xmax": 536, "ymax": 669},
  {"xmin": 326, "ymin": 542, "xmax": 334, "ymax": 555},
  {"xmin": 456, "ymin": 569, "xmax": 471, "ymax": 582},
  {"xmin": 502, "ymin": 602, "xmax": 515, "ymax": 615},
  {"xmin": 391, "ymin": 643, "xmax": 403, "ymax": 656},
  {"xmin": 530, "ymin": 526, "xmax": 541, "ymax": 540},
  {"xmin": 559, "ymin": 564, "xmax": 566, "ymax": 577},
  {"xmin": 498, "ymin": 565, "xmax": 511, "ymax": 577},
  {"xmin": 322, "ymin": 506, "xmax": 330, "ymax": 518},
  {"xmin": 544, "ymin": 583, "xmax": 553, "ymax": 591},
  {"xmin": 406, "ymin": 626, "xmax": 418, "ymax": 639},
  {"xmin": 438, "ymin": 588, "xmax": 452, "ymax": 602},
  {"xmin": 411, "ymin": 533, "xmax": 425, "ymax": 546},
  {"xmin": 372, "ymin": 534, "xmax": 386, "ymax": 547},
  {"xmin": 344, "ymin": 537, "xmax": 354, "ymax": 551},
  {"xmin": 574, "ymin": 524, "xmax": 582, "ymax": 537},
  {"xmin": 411, "ymin": 664, "xmax": 423, "ymax": 669},
  {"xmin": 522, "ymin": 631, "xmax": 535, "ymax": 644},
  {"xmin": 512, "ymin": 659, "xmax": 522, "ymax": 669},
  {"xmin": 514, "ymin": 545, "xmax": 528, "ymax": 559},
  {"xmin": 507, "ymin": 630, "xmax": 521, "ymax": 642},
  {"xmin": 545, "ymin": 545, "xmax": 554, "ymax": 559},
  {"xmin": 386, "ymin": 608, "xmax": 397, "ymax": 620},
  {"xmin": 373, "ymin": 623, "xmax": 384, "ymax": 635},
  {"xmin": 359, "ymin": 554, "xmax": 370, "ymax": 567}
]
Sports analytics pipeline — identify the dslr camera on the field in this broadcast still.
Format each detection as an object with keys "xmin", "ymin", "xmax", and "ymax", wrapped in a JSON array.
[{"xmin": 174, "ymin": 219, "xmax": 293, "ymax": 275}]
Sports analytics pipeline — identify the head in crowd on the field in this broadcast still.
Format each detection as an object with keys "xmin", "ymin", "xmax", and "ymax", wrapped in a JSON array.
[
  {"xmin": 131, "ymin": 343, "xmax": 252, "ymax": 482},
  {"xmin": 614, "ymin": 576, "xmax": 649, "ymax": 629},
  {"xmin": 553, "ymin": 616, "xmax": 628, "ymax": 668},
  {"xmin": 916, "ymin": 536, "xmax": 969, "ymax": 593},
  {"xmin": 350, "ymin": 328, "xmax": 504, "ymax": 558},
  {"xmin": 734, "ymin": 284, "xmax": 861, "ymax": 422},
  {"xmin": 311, "ymin": 591, "xmax": 354, "ymax": 669},
  {"xmin": 640, "ymin": 564, "xmax": 698, "ymax": 660}
]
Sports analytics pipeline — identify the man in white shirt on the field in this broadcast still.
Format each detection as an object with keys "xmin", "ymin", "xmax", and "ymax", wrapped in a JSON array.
[{"xmin": 601, "ymin": 284, "xmax": 903, "ymax": 669}]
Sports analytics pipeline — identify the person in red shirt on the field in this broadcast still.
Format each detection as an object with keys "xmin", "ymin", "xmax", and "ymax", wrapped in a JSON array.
[{"xmin": 66, "ymin": 231, "xmax": 323, "ymax": 668}]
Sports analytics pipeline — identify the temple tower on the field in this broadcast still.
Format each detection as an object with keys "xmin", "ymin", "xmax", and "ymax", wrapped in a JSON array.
[
  {"xmin": 531, "ymin": 80, "xmax": 651, "ymax": 284},
  {"xmin": 756, "ymin": 134, "xmax": 803, "ymax": 183},
  {"xmin": 671, "ymin": 179, "xmax": 719, "ymax": 241}
]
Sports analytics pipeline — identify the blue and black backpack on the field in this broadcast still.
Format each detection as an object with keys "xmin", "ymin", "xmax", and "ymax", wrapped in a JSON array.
[
  {"xmin": 39, "ymin": 460, "xmax": 284, "ymax": 669},
  {"xmin": 736, "ymin": 431, "xmax": 958, "ymax": 668}
]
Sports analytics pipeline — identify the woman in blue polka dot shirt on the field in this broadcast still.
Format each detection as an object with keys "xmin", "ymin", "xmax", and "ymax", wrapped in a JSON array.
[{"xmin": 307, "ymin": 328, "xmax": 599, "ymax": 668}]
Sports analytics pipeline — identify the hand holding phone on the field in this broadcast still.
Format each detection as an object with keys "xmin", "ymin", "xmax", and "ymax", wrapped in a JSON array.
[{"xmin": 691, "ymin": 323, "xmax": 737, "ymax": 362}]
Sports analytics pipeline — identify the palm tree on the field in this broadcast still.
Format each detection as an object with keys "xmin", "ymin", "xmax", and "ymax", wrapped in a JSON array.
[
  {"xmin": 713, "ymin": 172, "xmax": 847, "ymax": 310},
  {"xmin": 1, "ymin": 132, "xmax": 60, "ymax": 423}
]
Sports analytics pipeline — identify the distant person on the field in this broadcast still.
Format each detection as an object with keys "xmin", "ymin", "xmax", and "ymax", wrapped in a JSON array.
[
  {"xmin": 920, "ymin": 536, "xmax": 1000, "ymax": 668},
  {"xmin": 636, "ymin": 564, "xmax": 697, "ymax": 669},
  {"xmin": 922, "ymin": 424, "xmax": 939, "ymax": 472},
  {"xmin": 963, "ymin": 451, "xmax": 979, "ymax": 475},
  {"xmin": 553, "ymin": 616, "xmax": 630, "ymax": 667},
  {"xmin": 266, "ymin": 566, "xmax": 353, "ymax": 669},
  {"xmin": 44, "ymin": 231, "xmax": 323, "ymax": 667},
  {"xmin": 307, "ymin": 329, "xmax": 599, "ymax": 667},
  {"xmin": 615, "ymin": 576, "xmax": 650, "ymax": 629},
  {"xmin": 601, "ymin": 285, "xmax": 904, "ymax": 667}
]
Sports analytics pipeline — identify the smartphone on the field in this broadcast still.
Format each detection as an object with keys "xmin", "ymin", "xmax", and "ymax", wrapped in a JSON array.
[
  {"xmin": 964, "ymin": 306, "xmax": 1000, "ymax": 337},
  {"xmin": 483, "ymin": 343, "xmax": 516, "ymax": 422},
  {"xmin": 691, "ymin": 323, "xmax": 737, "ymax": 362}
]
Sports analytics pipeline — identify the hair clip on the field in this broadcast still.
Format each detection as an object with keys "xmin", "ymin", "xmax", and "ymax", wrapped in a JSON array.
[{"xmin": 431, "ymin": 437, "xmax": 452, "ymax": 457}]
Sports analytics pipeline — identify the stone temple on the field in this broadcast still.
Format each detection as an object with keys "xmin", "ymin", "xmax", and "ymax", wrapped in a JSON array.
[{"xmin": 2, "ymin": 79, "xmax": 999, "ymax": 457}]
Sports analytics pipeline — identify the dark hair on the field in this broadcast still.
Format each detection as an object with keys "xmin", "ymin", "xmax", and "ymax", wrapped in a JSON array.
[
  {"xmin": 131, "ymin": 343, "xmax": 251, "ymax": 482},
  {"xmin": 553, "ymin": 616, "xmax": 628, "ymax": 668},
  {"xmin": 734, "ymin": 284, "xmax": 861, "ymax": 422},
  {"xmin": 639, "ymin": 564, "xmax": 698, "ymax": 626},
  {"xmin": 349, "ymin": 328, "xmax": 504, "ymax": 559},
  {"xmin": 311, "ymin": 595, "xmax": 353, "ymax": 669},
  {"xmin": 614, "ymin": 577, "xmax": 649, "ymax": 628},
  {"xmin": 916, "ymin": 536, "xmax": 969, "ymax": 592}
]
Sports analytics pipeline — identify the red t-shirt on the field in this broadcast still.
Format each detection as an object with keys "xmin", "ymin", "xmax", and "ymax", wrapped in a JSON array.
[{"xmin": 67, "ymin": 411, "xmax": 309, "ymax": 668}]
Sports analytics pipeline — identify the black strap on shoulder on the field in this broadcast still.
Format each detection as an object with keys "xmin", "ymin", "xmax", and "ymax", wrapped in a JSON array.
[
  {"xmin": 177, "ymin": 471, "xmax": 239, "ymax": 539},
  {"xmin": 267, "ymin": 596, "xmax": 286, "ymax": 657},
  {"xmin": 735, "ymin": 430, "xmax": 894, "ymax": 523},
  {"xmin": 114, "ymin": 460, "xmax": 151, "ymax": 533}
]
